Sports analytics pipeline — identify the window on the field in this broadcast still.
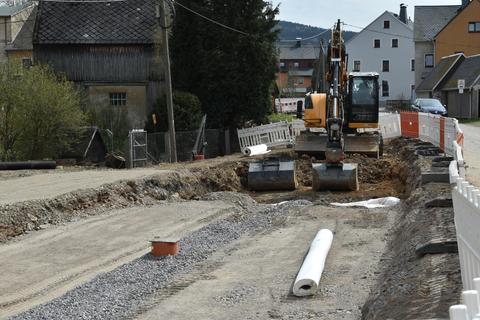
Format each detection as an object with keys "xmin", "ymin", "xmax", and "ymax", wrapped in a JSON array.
[
  {"xmin": 425, "ymin": 54, "xmax": 434, "ymax": 68},
  {"xmin": 411, "ymin": 59, "xmax": 415, "ymax": 71},
  {"xmin": 468, "ymin": 22, "xmax": 480, "ymax": 32},
  {"xmin": 392, "ymin": 39, "xmax": 398, "ymax": 48},
  {"xmin": 110, "ymin": 92, "xmax": 127, "ymax": 106},
  {"xmin": 374, "ymin": 39, "xmax": 380, "ymax": 48},
  {"xmin": 22, "ymin": 57, "xmax": 32, "ymax": 69},
  {"xmin": 353, "ymin": 60, "xmax": 361, "ymax": 72},
  {"xmin": 382, "ymin": 60, "xmax": 390, "ymax": 72},
  {"xmin": 293, "ymin": 62, "xmax": 299, "ymax": 68},
  {"xmin": 382, "ymin": 80, "xmax": 389, "ymax": 97},
  {"xmin": 384, "ymin": 20, "xmax": 390, "ymax": 29}
]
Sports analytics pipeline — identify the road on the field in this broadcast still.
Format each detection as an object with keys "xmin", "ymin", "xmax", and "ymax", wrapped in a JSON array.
[
  {"xmin": 0, "ymin": 200, "xmax": 233, "ymax": 318},
  {"xmin": 0, "ymin": 168, "xmax": 169, "ymax": 204},
  {"xmin": 459, "ymin": 123, "xmax": 480, "ymax": 186}
]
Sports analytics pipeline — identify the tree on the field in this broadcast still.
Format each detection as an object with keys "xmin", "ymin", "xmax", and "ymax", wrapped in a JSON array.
[
  {"xmin": 0, "ymin": 63, "xmax": 86, "ymax": 160},
  {"xmin": 146, "ymin": 90, "xmax": 203, "ymax": 132},
  {"xmin": 170, "ymin": 0, "xmax": 279, "ymax": 129}
]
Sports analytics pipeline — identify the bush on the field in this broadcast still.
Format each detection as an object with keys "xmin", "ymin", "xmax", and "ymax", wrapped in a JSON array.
[
  {"xmin": 0, "ymin": 63, "xmax": 86, "ymax": 160},
  {"xmin": 146, "ymin": 90, "xmax": 203, "ymax": 132}
]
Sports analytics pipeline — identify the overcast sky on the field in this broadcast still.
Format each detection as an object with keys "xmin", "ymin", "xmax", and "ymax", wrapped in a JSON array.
[{"xmin": 270, "ymin": 0, "xmax": 462, "ymax": 30}]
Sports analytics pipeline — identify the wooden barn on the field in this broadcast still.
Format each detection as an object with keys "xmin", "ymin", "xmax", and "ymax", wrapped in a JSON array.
[{"xmin": 32, "ymin": 0, "xmax": 164, "ymax": 129}]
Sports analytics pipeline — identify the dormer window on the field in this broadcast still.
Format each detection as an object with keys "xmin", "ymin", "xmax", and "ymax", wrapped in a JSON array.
[{"xmin": 384, "ymin": 20, "xmax": 390, "ymax": 29}]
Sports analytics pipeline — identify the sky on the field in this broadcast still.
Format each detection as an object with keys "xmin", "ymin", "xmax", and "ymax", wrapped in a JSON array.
[{"xmin": 270, "ymin": 0, "xmax": 462, "ymax": 30}]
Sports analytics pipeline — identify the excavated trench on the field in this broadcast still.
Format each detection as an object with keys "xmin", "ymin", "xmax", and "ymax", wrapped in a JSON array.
[{"xmin": 0, "ymin": 138, "xmax": 461, "ymax": 319}]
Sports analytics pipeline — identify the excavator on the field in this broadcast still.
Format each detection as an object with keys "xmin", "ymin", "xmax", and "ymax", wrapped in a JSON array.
[{"xmin": 295, "ymin": 20, "xmax": 382, "ymax": 191}]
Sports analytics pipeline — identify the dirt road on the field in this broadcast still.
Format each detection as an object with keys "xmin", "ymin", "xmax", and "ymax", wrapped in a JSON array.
[
  {"xmin": 0, "ymin": 168, "xmax": 169, "ymax": 204},
  {"xmin": 459, "ymin": 123, "xmax": 480, "ymax": 186},
  {"xmin": 134, "ymin": 205, "xmax": 396, "ymax": 320},
  {"xmin": 0, "ymin": 200, "xmax": 233, "ymax": 318}
]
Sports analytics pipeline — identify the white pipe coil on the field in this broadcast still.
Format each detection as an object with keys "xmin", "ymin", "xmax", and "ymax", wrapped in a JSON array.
[
  {"xmin": 293, "ymin": 229, "xmax": 333, "ymax": 297},
  {"xmin": 243, "ymin": 144, "xmax": 269, "ymax": 156}
]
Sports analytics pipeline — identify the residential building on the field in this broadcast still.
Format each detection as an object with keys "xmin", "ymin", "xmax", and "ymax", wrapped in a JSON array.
[
  {"xmin": 416, "ymin": 53, "xmax": 480, "ymax": 119},
  {"xmin": 0, "ymin": 1, "xmax": 34, "ymax": 63},
  {"xmin": 434, "ymin": 0, "xmax": 480, "ymax": 62},
  {"xmin": 346, "ymin": 4, "xmax": 414, "ymax": 106},
  {"xmin": 275, "ymin": 41, "xmax": 320, "ymax": 96},
  {"xmin": 413, "ymin": 4, "xmax": 459, "ymax": 88},
  {"xmin": 32, "ymin": 0, "xmax": 163, "ymax": 129}
]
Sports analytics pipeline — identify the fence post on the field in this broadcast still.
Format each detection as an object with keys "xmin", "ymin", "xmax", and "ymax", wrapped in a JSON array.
[
  {"xmin": 224, "ymin": 129, "xmax": 231, "ymax": 155},
  {"xmin": 164, "ymin": 131, "xmax": 171, "ymax": 163}
]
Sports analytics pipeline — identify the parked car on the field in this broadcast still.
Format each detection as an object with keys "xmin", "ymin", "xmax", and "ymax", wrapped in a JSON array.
[{"xmin": 411, "ymin": 98, "xmax": 448, "ymax": 116}]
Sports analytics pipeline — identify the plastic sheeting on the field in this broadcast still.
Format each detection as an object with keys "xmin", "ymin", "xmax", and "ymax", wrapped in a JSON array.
[{"xmin": 330, "ymin": 196, "xmax": 400, "ymax": 209}]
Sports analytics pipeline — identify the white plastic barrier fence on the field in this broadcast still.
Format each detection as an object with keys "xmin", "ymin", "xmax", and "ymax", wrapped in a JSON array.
[
  {"xmin": 449, "ymin": 285, "xmax": 480, "ymax": 319},
  {"xmin": 291, "ymin": 119, "xmax": 306, "ymax": 137},
  {"xmin": 445, "ymin": 117, "xmax": 461, "ymax": 156},
  {"xmin": 237, "ymin": 121, "xmax": 292, "ymax": 154},
  {"xmin": 379, "ymin": 113, "xmax": 402, "ymax": 139},
  {"xmin": 452, "ymin": 175, "xmax": 480, "ymax": 292},
  {"xmin": 419, "ymin": 112, "xmax": 441, "ymax": 147}
]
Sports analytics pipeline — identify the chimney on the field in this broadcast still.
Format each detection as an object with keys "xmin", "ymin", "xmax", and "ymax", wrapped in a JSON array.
[
  {"xmin": 399, "ymin": 4, "xmax": 407, "ymax": 24},
  {"xmin": 295, "ymin": 38, "xmax": 302, "ymax": 48}
]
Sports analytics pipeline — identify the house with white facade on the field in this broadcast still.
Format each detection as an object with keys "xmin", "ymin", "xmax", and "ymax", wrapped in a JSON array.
[{"xmin": 346, "ymin": 4, "xmax": 414, "ymax": 106}]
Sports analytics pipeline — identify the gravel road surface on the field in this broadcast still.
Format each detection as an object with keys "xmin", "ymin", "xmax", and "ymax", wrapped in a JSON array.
[{"xmin": 0, "ymin": 200, "xmax": 233, "ymax": 318}]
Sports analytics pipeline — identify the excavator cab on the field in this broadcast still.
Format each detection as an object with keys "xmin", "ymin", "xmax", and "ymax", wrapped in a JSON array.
[{"xmin": 346, "ymin": 72, "xmax": 380, "ymax": 129}]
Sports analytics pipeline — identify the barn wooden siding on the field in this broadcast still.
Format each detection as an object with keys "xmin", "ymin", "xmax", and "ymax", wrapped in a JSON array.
[{"xmin": 34, "ymin": 44, "xmax": 164, "ymax": 83}]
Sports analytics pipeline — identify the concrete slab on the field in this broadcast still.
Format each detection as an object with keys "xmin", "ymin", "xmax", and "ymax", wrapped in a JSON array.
[{"xmin": 421, "ymin": 171, "xmax": 450, "ymax": 184}]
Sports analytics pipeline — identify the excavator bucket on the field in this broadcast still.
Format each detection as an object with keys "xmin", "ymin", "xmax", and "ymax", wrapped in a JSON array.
[
  {"xmin": 295, "ymin": 132, "xmax": 381, "ymax": 159},
  {"xmin": 312, "ymin": 163, "xmax": 358, "ymax": 191},
  {"xmin": 248, "ymin": 157, "xmax": 297, "ymax": 191}
]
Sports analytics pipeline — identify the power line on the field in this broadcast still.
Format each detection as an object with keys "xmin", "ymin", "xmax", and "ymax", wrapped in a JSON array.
[
  {"xmin": 279, "ymin": 28, "xmax": 331, "ymax": 42},
  {"xmin": 174, "ymin": 0, "xmax": 253, "ymax": 37}
]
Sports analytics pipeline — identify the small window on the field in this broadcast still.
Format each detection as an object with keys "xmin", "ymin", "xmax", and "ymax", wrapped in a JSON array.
[
  {"xmin": 110, "ymin": 92, "xmax": 127, "ymax": 106},
  {"xmin": 382, "ymin": 80, "xmax": 389, "ymax": 97},
  {"xmin": 384, "ymin": 20, "xmax": 390, "ymax": 29},
  {"xmin": 392, "ymin": 39, "xmax": 398, "ymax": 48},
  {"xmin": 374, "ymin": 39, "xmax": 380, "ymax": 48},
  {"xmin": 22, "ymin": 57, "xmax": 32, "ymax": 69},
  {"xmin": 411, "ymin": 59, "xmax": 415, "ymax": 71},
  {"xmin": 468, "ymin": 22, "xmax": 480, "ymax": 32},
  {"xmin": 353, "ymin": 60, "xmax": 361, "ymax": 72},
  {"xmin": 425, "ymin": 54, "xmax": 434, "ymax": 68},
  {"xmin": 382, "ymin": 60, "xmax": 390, "ymax": 72}
]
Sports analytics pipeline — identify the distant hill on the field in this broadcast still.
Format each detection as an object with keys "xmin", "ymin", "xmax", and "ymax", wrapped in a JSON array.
[{"xmin": 276, "ymin": 20, "xmax": 356, "ymax": 43}]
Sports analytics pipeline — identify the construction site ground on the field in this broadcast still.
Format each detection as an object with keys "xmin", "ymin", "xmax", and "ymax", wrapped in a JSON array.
[{"xmin": 0, "ymin": 138, "xmax": 462, "ymax": 320}]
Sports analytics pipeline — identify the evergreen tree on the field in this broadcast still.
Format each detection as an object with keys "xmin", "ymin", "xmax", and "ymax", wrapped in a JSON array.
[{"xmin": 170, "ymin": 0, "xmax": 278, "ymax": 129}]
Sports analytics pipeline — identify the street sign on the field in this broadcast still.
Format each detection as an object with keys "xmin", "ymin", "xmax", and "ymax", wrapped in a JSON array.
[{"xmin": 458, "ymin": 79, "xmax": 465, "ymax": 94}]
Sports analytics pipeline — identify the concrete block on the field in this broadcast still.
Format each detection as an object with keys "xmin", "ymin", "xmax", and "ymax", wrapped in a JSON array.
[
  {"xmin": 415, "ymin": 239, "xmax": 458, "ymax": 256},
  {"xmin": 416, "ymin": 149, "xmax": 440, "ymax": 157},
  {"xmin": 421, "ymin": 171, "xmax": 450, "ymax": 184},
  {"xmin": 431, "ymin": 161, "xmax": 451, "ymax": 168},
  {"xmin": 425, "ymin": 197, "xmax": 453, "ymax": 208},
  {"xmin": 432, "ymin": 156, "xmax": 454, "ymax": 162}
]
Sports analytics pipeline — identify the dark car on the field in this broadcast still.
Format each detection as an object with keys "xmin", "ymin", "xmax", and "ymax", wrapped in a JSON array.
[{"xmin": 411, "ymin": 98, "xmax": 448, "ymax": 116}]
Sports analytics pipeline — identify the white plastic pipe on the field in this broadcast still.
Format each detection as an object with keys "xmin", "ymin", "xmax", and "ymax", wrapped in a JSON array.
[
  {"xmin": 449, "ymin": 305, "xmax": 469, "ymax": 320},
  {"xmin": 244, "ymin": 144, "xmax": 269, "ymax": 156},
  {"xmin": 463, "ymin": 290, "xmax": 480, "ymax": 318},
  {"xmin": 293, "ymin": 229, "xmax": 333, "ymax": 297}
]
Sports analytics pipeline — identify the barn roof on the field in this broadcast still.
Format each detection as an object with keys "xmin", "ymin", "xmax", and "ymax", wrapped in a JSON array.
[{"xmin": 33, "ymin": 0, "xmax": 158, "ymax": 44}]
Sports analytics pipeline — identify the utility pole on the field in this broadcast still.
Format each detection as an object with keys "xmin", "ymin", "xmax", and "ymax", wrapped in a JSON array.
[{"xmin": 158, "ymin": 0, "xmax": 177, "ymax": 162}]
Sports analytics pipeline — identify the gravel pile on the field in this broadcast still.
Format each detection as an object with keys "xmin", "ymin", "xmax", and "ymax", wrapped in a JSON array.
[{"xmin": 13, "ymin": 193, "xmax": 311, "ymax": 320}]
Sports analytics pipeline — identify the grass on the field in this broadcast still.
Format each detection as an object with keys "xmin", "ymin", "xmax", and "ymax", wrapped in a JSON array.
[
  {"xmin": 458, "ymin": 119, "xmax": 480, "ymax": 126},
  {"xmin": 268, "ymin": 113, "xmax": 296, "ymax": 123}
]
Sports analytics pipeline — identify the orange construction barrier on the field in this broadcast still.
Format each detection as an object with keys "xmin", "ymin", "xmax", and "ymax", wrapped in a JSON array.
[{"xmin": 400, "ymin": 112, "xmax": 419, "ymax": 138}]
